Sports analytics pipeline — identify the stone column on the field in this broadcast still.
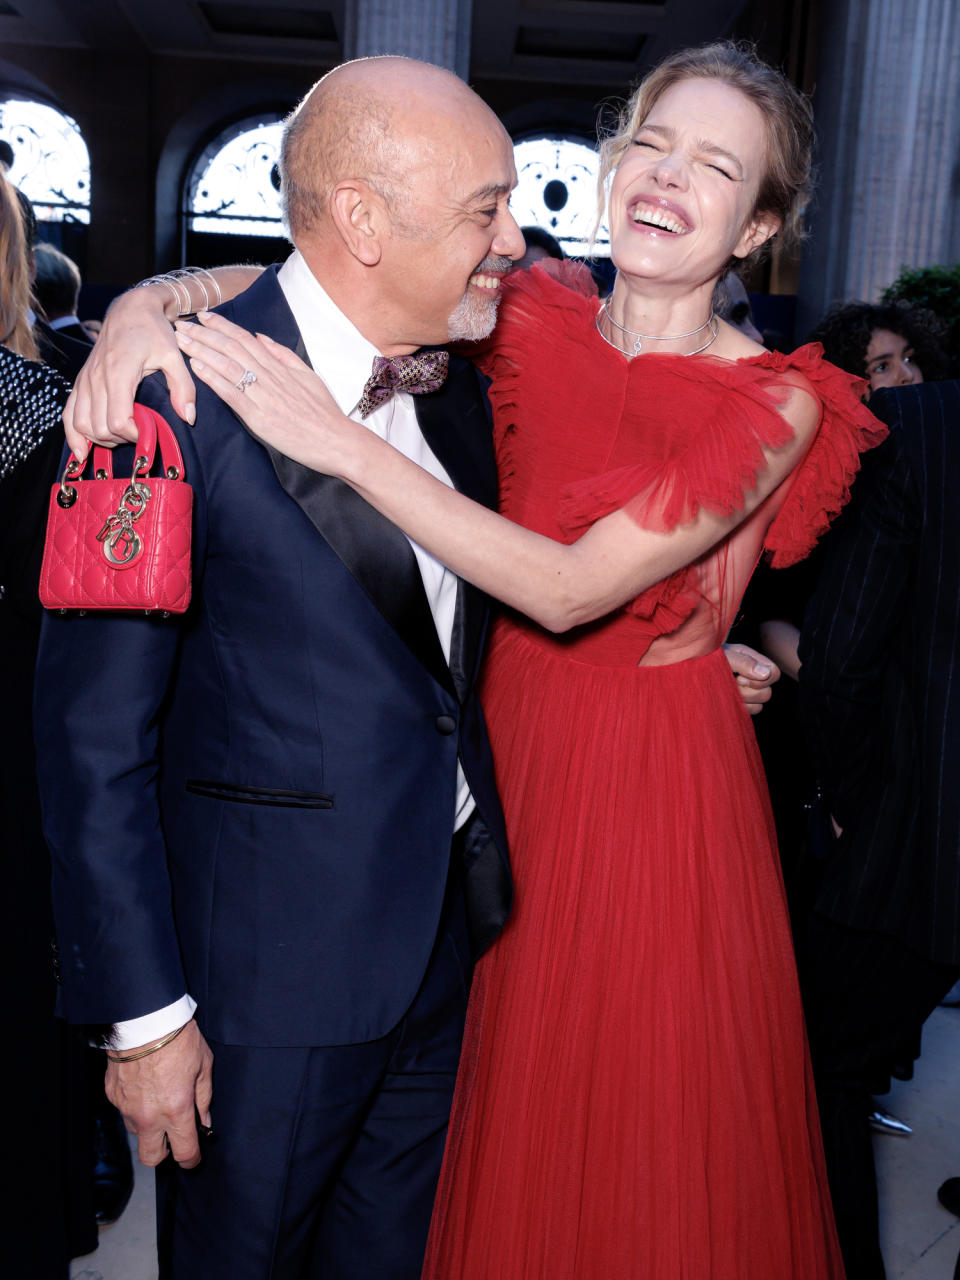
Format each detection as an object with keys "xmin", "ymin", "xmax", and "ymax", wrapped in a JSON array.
[
  {"xmin": 343, "ymin": 0, "xmax": 473, "ymax": 78},
  {"xmin": 796, "ymin": 0, "xmax": 960, "ymax": 336}
]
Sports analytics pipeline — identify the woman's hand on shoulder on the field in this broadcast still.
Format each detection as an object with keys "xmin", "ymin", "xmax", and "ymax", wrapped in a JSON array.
[
  {"xmin": 64, "ymin": 283, "xmax": 195, "ymax": 459},
  {"xmin": 174, "ymin": 311, "xmax": 368, "ymax": 480}
]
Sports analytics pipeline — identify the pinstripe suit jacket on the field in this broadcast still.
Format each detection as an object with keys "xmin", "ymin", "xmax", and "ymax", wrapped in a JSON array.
[{"xmin": 799, "ymin": 379, "xmax": 960, "ymax": 965}]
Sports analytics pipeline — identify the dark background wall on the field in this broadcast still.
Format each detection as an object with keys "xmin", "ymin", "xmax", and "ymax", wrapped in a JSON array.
[{"xmin": 0, "ymin": 0, "xmax": 816, "ymax": 327}]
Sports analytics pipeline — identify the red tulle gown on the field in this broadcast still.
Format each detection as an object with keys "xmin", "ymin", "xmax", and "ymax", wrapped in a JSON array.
[{"xmin": 422, "ymin": 264, "xmax": 886, "ymax": 1279}]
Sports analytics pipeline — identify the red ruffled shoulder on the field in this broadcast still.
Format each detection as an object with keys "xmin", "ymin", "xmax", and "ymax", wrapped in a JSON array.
[
  {"xmin": 748, "ymin": 344, "xmax": 887, "ymax": 566},
  {"xmin": 555, "ymin": 342, "xmax": 886, "ymax": 634},
  {"xmin": 558, "ymin": 343, "xmax": 885, "ymax": 567},
  {"xmin": 466, "ymin": 268, "xmax": 886, "ymax": 641},
  {"xmin": 524, "ymin": 257, "xmax": 599, "ymax": 297}
]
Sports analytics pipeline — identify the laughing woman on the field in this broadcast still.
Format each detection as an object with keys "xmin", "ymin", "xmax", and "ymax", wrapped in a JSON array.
[{"xmin": 79, "ymin": 43, "xmax": 883, "ymax": 1277}]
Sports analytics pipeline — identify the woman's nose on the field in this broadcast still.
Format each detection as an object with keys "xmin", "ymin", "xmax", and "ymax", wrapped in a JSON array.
[{"xmin": 651, "ymin": 153, "xmax": 688, "ymax": 191}]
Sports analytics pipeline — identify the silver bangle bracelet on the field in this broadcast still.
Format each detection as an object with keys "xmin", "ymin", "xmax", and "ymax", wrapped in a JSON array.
[
  {"xmin": 136, "ymin": 268, "xmax": 223, "ymax": 316},
  {"xmin": 135, "ymin": 274, "xmax": 184, "ymax": 314},
  {"xmin": 172, "ymin": 268, "xmax": 209, "ymax": 313},
  {"xmin": 165, "ymin": 273, "xmax": 193, "ymax": 314},
  {"xmin": 186, "ymin": 265, "xmax": 222, "ymax": 309}
]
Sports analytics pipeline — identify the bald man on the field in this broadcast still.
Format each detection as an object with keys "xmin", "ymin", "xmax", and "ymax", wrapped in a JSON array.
[{"xmin": 35, "ymin": 59, "xmax": 523, "ymax": 1278}]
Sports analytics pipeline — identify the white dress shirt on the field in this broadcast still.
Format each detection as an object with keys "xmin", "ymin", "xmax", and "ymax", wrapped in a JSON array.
[
  {"xmin": 48, "ymin": 314, "xmax": 84, "ymax": 331},
  {"xmin": 110, "ymin": 254, "xmax": 473, "ymax": 1049}
]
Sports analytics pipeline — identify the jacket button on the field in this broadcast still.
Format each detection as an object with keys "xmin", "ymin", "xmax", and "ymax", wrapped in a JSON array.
[{"xmin": 435, "ymin": 714, "xmax": 457, "ymax": 735}]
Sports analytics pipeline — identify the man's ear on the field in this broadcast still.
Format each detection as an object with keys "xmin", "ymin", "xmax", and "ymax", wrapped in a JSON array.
[
  {"xmin": 329, "ymin": 180, "xmax": 384, "ymax": 266},
  {"xmin": 733, "ymin": 210, "xmax": 781, "ymax": 260}
]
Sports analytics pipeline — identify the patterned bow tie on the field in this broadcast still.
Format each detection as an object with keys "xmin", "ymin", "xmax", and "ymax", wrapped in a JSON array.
[{"xmin": 357, "ymin": 350, "xmax": 450, "ymax": 419}]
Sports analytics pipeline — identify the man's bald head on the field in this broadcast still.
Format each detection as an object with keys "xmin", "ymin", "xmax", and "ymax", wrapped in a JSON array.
[{"xmin": 280, "ymin": 57, "xmax": 499, "ymax": 240}]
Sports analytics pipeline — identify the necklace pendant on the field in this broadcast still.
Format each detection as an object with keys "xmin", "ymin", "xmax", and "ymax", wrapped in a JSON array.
[{"xmin": 594, "ymin": 304, "xmax": 719, "ymax": 359}]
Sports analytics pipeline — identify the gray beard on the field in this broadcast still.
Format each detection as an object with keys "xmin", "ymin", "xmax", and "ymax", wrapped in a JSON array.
[
  {"xmin": 447, "ymin": 288, "xmax": 502, "ymax": 342},
  {"xmin": 447, "ymin": 255, "xmax": 514, "ymax": 341}
]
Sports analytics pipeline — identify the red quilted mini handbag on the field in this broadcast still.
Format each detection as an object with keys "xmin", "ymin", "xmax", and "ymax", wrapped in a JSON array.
[{"xmin": 39, "ymin": 404, "xmax": 193, "ymax": 614}]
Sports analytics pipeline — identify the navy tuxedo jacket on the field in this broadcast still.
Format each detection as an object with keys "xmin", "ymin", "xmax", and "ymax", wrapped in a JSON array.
[
  {"xmin": 35, "ymin": 268, "xmax": 512, "ymax": 1045},
  {"xmin": 799, "ymin": 380, "xmax": 960, "ymax": 965}
]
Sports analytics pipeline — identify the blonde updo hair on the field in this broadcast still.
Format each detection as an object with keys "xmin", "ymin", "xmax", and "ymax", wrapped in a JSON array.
[{"xmin": 598, "ymin": 41, "xmax": 815, "ymax": 265}]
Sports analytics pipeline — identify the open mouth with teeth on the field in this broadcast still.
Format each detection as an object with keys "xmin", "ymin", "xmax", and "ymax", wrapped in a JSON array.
[
  {"xmin": 470, "ymin": 272, "xmax": 505, "ymax": 292},
  {"xmin": 630, "ymin": 203, "xmax": 691, "ymax": 235}
]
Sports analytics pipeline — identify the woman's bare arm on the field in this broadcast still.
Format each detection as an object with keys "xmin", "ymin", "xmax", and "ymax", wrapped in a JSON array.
[
  {"xmin": 341, "ymin": 417, "xmax": 814, "ymax": 631},
  {"xmin": 64, "ymin": 265, "xmax": 264, "ymax": 457},
  {"xmin": 177, "ymin": 312, "xmax": 819, "ymax": 633}
]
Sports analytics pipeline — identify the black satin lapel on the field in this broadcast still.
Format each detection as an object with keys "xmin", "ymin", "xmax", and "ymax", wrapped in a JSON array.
[
  {"xmin": 416, "ymin": 360, "xmax": 499, "ymax": 700},
  {"xmin": 415, "ymin": 359, "xmax": 498, "ymax": 508},
  {"xmin": 266, "ymin": 450, "xmax": 455, "ymax": 694},
  {"xmin": 228, "ymin": 274, "xmax": 454, "ymax": 694}
]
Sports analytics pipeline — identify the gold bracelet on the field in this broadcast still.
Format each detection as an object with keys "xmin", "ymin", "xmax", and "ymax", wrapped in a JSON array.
[{"xmin": 106, "ymin": 1021, "xmax": 189, "ymax": 1063}]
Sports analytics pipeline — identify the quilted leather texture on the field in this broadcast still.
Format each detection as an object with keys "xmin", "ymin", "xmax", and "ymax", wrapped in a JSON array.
[
  {"xmin": 40, "ymin": 483, "xmax": 193, "ymax": 612},
  {"xmin": 39, "ymin": 406, "xmax": 193, "ymax": 614}
]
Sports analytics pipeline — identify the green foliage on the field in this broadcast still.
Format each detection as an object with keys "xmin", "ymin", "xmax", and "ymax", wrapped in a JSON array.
[
  {"xmin": 882, "ymin": 264, "xmax": 960, "ymax": 329},
  {"xmin": 882, "ymin": 264, "xmax": 960, "ymax": 371}
]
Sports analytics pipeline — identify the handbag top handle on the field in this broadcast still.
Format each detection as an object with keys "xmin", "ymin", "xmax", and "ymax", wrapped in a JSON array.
[{"xmin": 59, "ymin": 405, "xmax": 185, "ymax": 495}]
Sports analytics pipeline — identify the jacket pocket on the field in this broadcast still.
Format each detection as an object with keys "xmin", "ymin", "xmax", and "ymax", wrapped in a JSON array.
[{"xmin": 185, "ymin": 779, "xmax": 334, "ymax": 809}]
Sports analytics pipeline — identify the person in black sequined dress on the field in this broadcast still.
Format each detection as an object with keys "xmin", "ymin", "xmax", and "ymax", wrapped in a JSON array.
[{"xmin": 0, "ymin": 169, "xmax": 102, "ymax": 1278}]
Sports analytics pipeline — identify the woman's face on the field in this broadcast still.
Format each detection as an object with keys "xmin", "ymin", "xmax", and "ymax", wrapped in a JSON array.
[
  {"xmin": 608, "ymin": 78, "xmax": 779, "ymax": 289},
  {"xmin": 864, "ymin": 328, "xmax": 924, "ymax": 391}
]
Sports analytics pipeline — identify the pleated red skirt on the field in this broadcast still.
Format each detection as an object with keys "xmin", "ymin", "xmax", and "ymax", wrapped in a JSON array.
[{"xmin": 422, "ymin": 627, "xmax": 844, "ymax": 1279}]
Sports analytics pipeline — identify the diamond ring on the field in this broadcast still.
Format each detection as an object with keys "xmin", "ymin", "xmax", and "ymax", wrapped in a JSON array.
[{"xmin": 236, "ymin": 370, "xmax": 257, "ymax": 393}]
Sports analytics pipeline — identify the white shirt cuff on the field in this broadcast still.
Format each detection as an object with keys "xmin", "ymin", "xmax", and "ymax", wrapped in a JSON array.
[{"xmin": 106, "ymin": 995, "xmax": 198, "ymax": 1051}]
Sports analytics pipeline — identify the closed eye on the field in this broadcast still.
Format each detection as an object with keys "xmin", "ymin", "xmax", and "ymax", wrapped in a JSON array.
[{"xmin": 706, "ymin": 162, "xmax": 734, "ymax": 179}]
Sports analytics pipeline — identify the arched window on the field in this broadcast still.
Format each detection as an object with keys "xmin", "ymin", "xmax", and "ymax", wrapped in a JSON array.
[
  {"xmin": 0, "ymin": 97, "xmax": 90, "ymax": 223},
  {"xmin": 186, "ymin": 117, "xmax": 285, "ymax": 237},
  {"xmin": 511, "ymin": 136, "xmax": 609, "ymax": 257}
]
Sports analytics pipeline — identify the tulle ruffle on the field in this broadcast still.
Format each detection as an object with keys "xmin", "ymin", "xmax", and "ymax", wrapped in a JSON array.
[{"xmin": 474, "ymin": 267, "xmax": 886, "ymax": 640}]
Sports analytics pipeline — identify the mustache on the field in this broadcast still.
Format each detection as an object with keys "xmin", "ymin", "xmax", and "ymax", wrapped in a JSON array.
[{"xmin": 473, "ymin": 255, "xmax": 514, "ymax": 275}]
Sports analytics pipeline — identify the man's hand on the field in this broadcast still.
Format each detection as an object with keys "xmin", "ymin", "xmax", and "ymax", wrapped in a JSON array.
[
  {"xmin": 723, "ymin": 642, "xmax": 781, "ymax": 715},
  {"xmin": 63, "ymin": 283, "xmax": 196, "ymax": 460},
  {"xmin": 105, "ymin": 1019, "xmax": 213, "ymax": 1169}
]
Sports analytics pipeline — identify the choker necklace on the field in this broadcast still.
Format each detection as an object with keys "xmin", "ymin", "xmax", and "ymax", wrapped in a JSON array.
[{"xmin": 595, "ymin": 299, "xmax": 719, "ymax": 357}]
